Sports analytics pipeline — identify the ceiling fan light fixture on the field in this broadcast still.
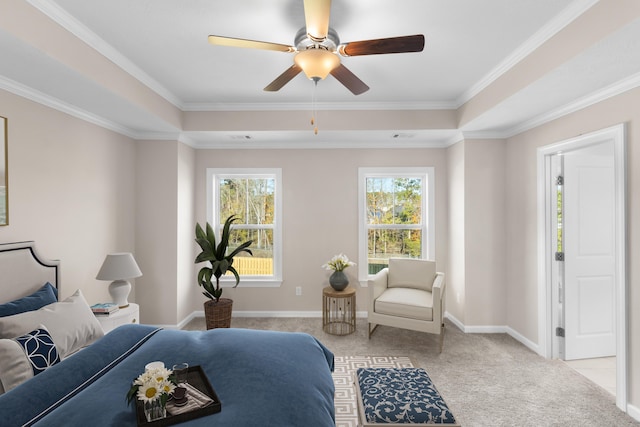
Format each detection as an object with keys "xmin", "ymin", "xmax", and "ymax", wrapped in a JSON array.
[{"xmin": 294, "ymin": 48, "xmax": 340, "ymax": 80}]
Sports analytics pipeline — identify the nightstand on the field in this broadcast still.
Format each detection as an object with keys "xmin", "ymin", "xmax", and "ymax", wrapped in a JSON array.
[{"xmin": 96, "ymin": 303, "xmax": 139, "ymax": 333}]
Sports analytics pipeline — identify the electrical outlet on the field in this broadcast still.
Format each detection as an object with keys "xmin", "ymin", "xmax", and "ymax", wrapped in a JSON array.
[{"xmin": 295, "ymin": 286, "xmax": 302, "ymax": 296}]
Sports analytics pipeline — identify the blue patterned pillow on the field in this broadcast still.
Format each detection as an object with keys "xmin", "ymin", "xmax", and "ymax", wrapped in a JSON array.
[
  {"xmin": 15, "ymin": 327, "xmax": 61, "ymax": 376},
  {"xmin": 0, "ymin": 326, "xmax": 61, "ymax": 392},
  {"xmin": 356, "ymin": 368, "xmax": 457, "ymax": 424}
]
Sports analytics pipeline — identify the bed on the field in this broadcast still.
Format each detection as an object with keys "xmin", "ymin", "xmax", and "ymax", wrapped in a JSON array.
[{"xmin": 0, "ymin": 242, "xmax": 335, "ymax": 426}]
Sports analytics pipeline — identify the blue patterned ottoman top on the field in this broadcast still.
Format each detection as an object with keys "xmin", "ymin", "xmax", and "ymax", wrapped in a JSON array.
[{"xmin": 356, "ymin": 368, "xmax": 457, "ymax": 424}]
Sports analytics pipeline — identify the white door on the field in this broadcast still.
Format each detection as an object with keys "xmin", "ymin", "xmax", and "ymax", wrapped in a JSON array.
[{"xmin": 563, "ymin": 142, "xmax": 616, "ymax": 360}]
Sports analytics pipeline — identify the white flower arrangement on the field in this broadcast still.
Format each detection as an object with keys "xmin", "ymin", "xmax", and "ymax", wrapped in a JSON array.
[
  {"xmin": 126, "ymin": 366, "xmax": 176, "ymax": 407},
  {"xmin": 322, "ymin": 253, "xmax": 356, "ymax": 272}
]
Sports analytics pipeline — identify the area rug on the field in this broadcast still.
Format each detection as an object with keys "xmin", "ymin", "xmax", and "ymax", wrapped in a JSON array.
[{"xmin": 333, "ymin": 356, "xmax": 414, "ymax": 427}]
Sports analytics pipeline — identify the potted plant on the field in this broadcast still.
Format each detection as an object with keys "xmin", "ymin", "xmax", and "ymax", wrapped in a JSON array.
[{"xmin": 195, "ymin": 214, "xmax": 253, "ymax": 329}]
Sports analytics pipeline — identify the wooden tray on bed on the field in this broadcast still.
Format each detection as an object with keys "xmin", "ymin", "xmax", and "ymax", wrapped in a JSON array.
[{"xmin": 136, "ymin": 365, "xmax": 221, "ymax": 426}]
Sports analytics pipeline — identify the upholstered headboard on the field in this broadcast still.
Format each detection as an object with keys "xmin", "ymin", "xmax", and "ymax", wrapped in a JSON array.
[{"xmin": 0, "ymin": 241, "xmax": 59, "ymax": 304}]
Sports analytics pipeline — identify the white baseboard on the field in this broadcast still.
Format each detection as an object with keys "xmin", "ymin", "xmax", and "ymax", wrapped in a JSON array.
[
  {"xmin": 445, "ymin": 312, "xmax": 505, "ymax": 333},
  {"xmin": 463, "ymin": 324, "xmax": 507, "ymax": 333},
  {"xmin": 233, "ymin": 310, "xmax": 322, "ymax": 317},
  {"xmin": 628, "ymin": 402, "xmax": 640, "ymax": 422},
  {"xmin": 445, "ymin": 313, "xmax": 506, "ymax": 333},
  {"xmin": 233, "ymin": 310, "xmax": 369, "ymax": 318},
  {"xmin": 445, "ymin": 312, "xmax": 539, "ymax": 353},
  {"xmin": 443, "ymin": 312, "xmax": 465, "ymax": 331},
  {"xmin": 180, "ymin": 310, "xmax": 369, "ymax": 322},
  {"xmin": 177, "ymin": 311, "xmax": 199, "ymax": 329},
  {"xmin": 506, "ymin": 326, "xmax": 540, "ymax": 354}
]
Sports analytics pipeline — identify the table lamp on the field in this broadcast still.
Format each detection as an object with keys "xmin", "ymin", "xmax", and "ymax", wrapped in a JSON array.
[{"xmin": 96, "ymin": 253, "xmax": 142, "ymax": 308}]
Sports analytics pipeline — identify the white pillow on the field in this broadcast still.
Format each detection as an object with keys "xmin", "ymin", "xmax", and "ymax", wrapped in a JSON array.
[
  {"xmin": 0, "ymin": 325, "xmax": 61, "ymax": 392},
  {"xmin": 0, "ymin": 289, "xmax": 104, "ymax": 358},
  {"xmin": 388, "ymin": 258, "xmax": 437, "ymax": 292}
]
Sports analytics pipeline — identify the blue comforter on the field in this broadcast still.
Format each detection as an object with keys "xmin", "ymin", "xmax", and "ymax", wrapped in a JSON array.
[{"xmin": 0, "ymin": 325, "xmax": 335, "ymax": 426}]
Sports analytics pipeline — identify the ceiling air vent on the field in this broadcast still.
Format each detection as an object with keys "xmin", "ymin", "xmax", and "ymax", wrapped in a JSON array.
[{"xmin": 392, "ymin": 133, "xmax": 415, "ymax": 139}]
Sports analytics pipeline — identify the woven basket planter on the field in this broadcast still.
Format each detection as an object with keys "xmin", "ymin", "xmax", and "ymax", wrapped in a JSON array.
[{"xmin": 204, "ymin": 298, "xmax": 233, "ymax": 329}]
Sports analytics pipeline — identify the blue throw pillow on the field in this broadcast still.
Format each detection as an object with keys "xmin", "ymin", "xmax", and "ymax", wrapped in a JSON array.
[
  {"xmin": 0, "ymin": 283, "xmax": 58, "ymax": 317},
  {"xmin": 14, "ymin": 327, "xmax": 61, "ymax": 376}
]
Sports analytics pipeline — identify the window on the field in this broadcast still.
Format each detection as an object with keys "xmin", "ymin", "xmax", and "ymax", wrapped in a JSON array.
[
  {"xmin": 358, "ymin": 167, "xmax": 434, "ymax": 282},
  {"xmin": 207, "ymin": 168, "xmax": 282, "ymax": 286}
]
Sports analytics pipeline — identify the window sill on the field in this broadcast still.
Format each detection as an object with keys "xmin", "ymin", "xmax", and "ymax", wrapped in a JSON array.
[{"xmin": 219, "ymin": 280, "xmax": 282, "ymax": 288}]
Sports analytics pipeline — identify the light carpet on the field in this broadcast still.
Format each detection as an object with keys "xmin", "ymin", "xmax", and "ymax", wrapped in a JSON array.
[
  {"xmin": 333, "ymin": 356, "xmax": 414, "ymax": 427},
  {"xmin": 183, "ymin": 317, "xmax": 640, "ymax": 426}
]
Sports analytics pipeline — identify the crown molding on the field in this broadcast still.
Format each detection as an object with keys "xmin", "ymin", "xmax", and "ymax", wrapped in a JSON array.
[
  {"xmin": 26, "ymin": 0, "xmax": 184, "ymax": 109},
  {"xmin": 443, "ymin": 132, "xmax": 464, "ymax": 147},
  {"xmin": 0, "ymin": 75, "xmax": 140, "ymax": 138},
  {"xmin": 503, "ymin": 71, "xmax": 640, "ymax": 138},
  {"xmin": 458, "ymin": 71, "xmax": 640, "ymax": 140},
  {"xmin": 455, "ymin": 0, "xmax": 599, "ymax": 108},
  {"xmin": 6, "ymin": 67, "xmax": 638, "ymax": 149},
  {"xmin": 461, "ymin": 130, "xmax": 510, "ymax": 140}
]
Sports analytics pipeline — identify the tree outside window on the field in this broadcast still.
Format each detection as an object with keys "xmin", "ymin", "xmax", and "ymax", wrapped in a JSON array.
[
  {"xmin": 208, "ymin": 169, "xmax": 282, "ymax": 284},
  {"xmin": 359, "ymin": 168, "xmax": 434, "ymax": 280}
]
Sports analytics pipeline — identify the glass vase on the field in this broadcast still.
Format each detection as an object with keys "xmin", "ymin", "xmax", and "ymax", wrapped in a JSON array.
[{"xmin": 144, "ymin": 399, "xmax": 166, "ymax": 422}]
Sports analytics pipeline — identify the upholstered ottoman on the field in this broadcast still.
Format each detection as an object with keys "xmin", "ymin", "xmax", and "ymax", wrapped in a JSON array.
[{"xmin": 355, "ymin": 368, "xmax": 459, "ymax": 426}]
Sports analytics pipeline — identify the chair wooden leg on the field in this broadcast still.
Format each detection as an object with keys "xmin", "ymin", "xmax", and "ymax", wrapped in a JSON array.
[{"xmin": 439, "ymin": 322, "xmax": 445, "ymax": 353}]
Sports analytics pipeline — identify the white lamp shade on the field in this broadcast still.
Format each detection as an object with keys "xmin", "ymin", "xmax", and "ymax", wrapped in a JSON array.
[
  {"xmin": 96, "ymin": 253, "xmax": 142, "ymax": 280},
  {"xmin": 96, "ymin": 253, "xmax": 142, "ymax": 308}
]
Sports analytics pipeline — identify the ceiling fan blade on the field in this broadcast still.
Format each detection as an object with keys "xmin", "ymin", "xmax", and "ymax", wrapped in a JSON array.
[
  {"xmin": 304, "ymin": 0, "xmax": 331, "ymax": 40},
  {"xmin": 264, "ymin": 64, "xmax": 303, "ymax": 91},
  {"xmin": 330, "ymin": 64, "xmax": 369, "ymax": 95},
  {"xmin": 338, "ymin": 34, "xmax": 425, "ymax": 56},
  {"xmin": 208, "ymin": 35, "xmax": 294, "ymax": 53}
]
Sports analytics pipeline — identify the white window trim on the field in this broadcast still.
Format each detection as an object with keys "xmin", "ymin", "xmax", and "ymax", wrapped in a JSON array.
[
  {"xmin": 206, "ymin": 168, "xmax": 283, "ymax": 287},
  {"xmin": 357, "ymin": 167, "xmax": 435, "ymax": 286}
]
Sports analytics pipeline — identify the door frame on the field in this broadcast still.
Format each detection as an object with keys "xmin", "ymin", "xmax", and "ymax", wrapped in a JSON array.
[{"xmin": 536, "ymin": 123, "xmax": 626, "ymax": 410}]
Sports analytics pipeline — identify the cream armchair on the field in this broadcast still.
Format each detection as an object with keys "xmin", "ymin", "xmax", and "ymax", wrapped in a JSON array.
[{"xmin": 368, "ymin": 258, "xmax": 446, "ymax": 351}]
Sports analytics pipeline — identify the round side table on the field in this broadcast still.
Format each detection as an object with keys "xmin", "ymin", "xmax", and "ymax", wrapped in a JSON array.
[{"xmin": 322, "ymin": 286, "xmax": 356, "ymax": 335}]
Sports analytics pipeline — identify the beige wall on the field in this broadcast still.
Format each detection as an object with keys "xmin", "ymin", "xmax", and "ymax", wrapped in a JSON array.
[
  {"xmin": 446, "ymin": 140, "xmax": 465, "ymax": 322},
  {"xmin": 505, "ymin": 86, "xmax": 640, "ymax": 407},
  {"xmin": 0, "ymin": 89, "xmax": 136, "ymax": 304},
  {"xmin": 134, "ymin": 140, "xmax": 180, "ymax": 325},
  {"xmin": 445, "ymin": 139, "xmax": 507, "ymax": 328},
  {"xmin": 177, "ymin": 143, "xmax": 196, "ymax": 323},
  {"xmin": 192, "ymin": 147, "xmax": 449, "ymax": 315},
  {"xmin": 465, "ymin": 140, "xmax": 507, "ymax": 326},
  {"xmin": 183, "ymin": 109, "xmax": 457, "ymax": 132}
]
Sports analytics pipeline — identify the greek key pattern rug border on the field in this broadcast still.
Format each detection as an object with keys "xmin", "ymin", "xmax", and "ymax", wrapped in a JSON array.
[{"xmin": 333, "ymin": 356, "xmax": 414, "ymax": 427}]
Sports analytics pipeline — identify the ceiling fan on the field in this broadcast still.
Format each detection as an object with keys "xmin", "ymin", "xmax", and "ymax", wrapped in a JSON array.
[{"xmin": 207, "ymin": 0, "xmax": 425, "ymax": 95}]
